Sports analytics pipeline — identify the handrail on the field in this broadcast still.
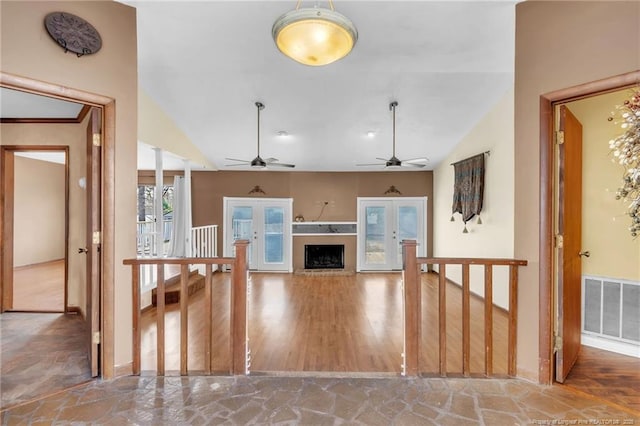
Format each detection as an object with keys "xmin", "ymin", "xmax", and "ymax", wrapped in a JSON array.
[
  {"xmin": 402, "ymin": 241, "xmax": 528, "ymax": 378},
  {"xmin": 123, "ymin": 239, "xmax": 249, "ymax": 376},
  {"xmin": 418, "ymin": 257, "xmax": 528, "ymax": 266},
  {"xmin": 124, "ymin": 257, "xmax": 229, "ymax": 265}
]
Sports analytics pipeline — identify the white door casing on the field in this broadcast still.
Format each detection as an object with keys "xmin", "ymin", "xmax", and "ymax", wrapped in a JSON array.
[
  {"xmin": 223, "ymin": 197, "xmax": 293, "ymax": 272},
  {"xmin": 357, "ymin": 197, "xmax": 427, "ymax": 271}
]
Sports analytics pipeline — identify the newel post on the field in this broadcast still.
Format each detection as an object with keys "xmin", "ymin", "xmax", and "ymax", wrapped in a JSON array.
[
  {"xmin": 402, "ymin": 239, "xmax": 420, "ymax": 376},
  {"xmin": 231, "ymin": 240, "xmax": 249, "ymax": 375}
]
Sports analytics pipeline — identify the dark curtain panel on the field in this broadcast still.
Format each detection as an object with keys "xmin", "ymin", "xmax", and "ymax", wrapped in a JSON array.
[{"xmin": 452, "ymin": 153, "xmax": 485, "ymax": 223}]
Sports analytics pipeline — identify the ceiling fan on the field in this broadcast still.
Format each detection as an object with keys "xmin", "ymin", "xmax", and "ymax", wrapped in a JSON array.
[
  {"xmin": 225, "ymin": 101, "xmax": 295, "ymax": 169},
  {"xmin": 358, "ymin": 101, "xmax": 429, "ymax": 168}
]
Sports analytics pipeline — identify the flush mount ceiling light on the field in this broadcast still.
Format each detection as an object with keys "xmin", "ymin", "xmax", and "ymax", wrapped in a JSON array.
[{"xmin": 272, "ymin": 0, "xmax": 358, "ymax": 67}]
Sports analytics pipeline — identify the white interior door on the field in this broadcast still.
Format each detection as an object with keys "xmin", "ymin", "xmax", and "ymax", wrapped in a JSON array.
[
  {"xmin": 224, "ymin": 197, "xmax": 292, "ymax": 271},
  {"xmin": 357, "ymin": 197, "xmax": 427, "ymax": 271}
]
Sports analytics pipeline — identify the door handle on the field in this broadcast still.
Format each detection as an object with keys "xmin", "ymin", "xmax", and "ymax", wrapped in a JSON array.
[
  {"xmin": 579, "ymin": 250, "xmax": 590, "ymax": 258},
  {"xmin": 78, "ymin": 247, "xmax": 88, "ymax": 254}
]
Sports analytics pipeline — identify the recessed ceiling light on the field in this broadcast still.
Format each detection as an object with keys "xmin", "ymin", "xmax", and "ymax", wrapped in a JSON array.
[
  {"xmin": 366, "ymin": 131, "xmax": 376, "ymax": 138},
  {"xmin": 277, "ymin": 130, "xmax": 289, "ymax": 137}
]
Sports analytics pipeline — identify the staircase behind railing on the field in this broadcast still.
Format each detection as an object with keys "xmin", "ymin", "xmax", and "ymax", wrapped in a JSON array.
[
  {"xmin": 137, "ymin": 224, "xmax": 218, "ymax": 293},
  {"xmin": 124, "ymin": 240, "xmax": 249, "ymax": 376}
]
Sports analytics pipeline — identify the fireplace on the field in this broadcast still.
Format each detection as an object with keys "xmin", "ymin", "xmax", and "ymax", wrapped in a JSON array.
[{"xmin": 304, "ymin": 244, "xmax": 344, "ymax": 269}]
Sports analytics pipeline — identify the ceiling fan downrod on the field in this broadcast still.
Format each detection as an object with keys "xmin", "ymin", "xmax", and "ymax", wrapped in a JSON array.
[
  {"xmin": 390, "ymin": 101, "xmax": 398, "ymax": 158},
  {"xmin": 255, "ymin": 101, "xmax": 264, "ymax": 158}
]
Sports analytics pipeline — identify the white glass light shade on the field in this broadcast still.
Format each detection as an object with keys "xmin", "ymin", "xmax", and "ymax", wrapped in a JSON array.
[{"xmin": 272, "ymin": 8, "xmax": 357, "ymax": 66}]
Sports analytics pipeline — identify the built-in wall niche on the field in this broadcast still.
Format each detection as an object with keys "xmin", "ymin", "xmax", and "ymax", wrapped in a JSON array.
[{"xmin": 292, "ymin": 222, "xmax": 356, "ymax": 235}]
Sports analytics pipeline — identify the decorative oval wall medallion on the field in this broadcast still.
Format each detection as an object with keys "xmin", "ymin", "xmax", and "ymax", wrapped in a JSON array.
[{"xmin": 44, "ymin": 12, "xmax": 102, "ymax": 57}]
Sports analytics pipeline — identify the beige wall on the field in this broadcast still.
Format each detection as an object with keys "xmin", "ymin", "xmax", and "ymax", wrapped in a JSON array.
[
  {"xmin": 13, "ymin": 156, "xmax": 65, "ymax": 267},
  {"xmin": 567, "ymin": 90, "xmax": 640, "ymax": 281},
  {"xmin": 1, "ymin": 1, "xmax": 138, "ymax": 368},
  {"xmin": 1, "ymin": 123, "xmax": 88, "ymax": 313},
  {"xmin": 433, "ymin": 88, "xmax": 515, "ymax": 309},
  {"xmin": 515, "ymin": 1, "xmax": 640, "ymax": 382},
  {"xmin": 191, "ymin": 170, "xmax": 434, "ymax": 270},
  {"xmin": 139, "ymin": 90, "xmax": 214, "ymax": 169}
]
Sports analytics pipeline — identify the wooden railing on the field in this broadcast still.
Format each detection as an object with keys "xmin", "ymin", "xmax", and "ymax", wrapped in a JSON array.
[
  {"xmin": 124, "ymin": 239, "xmax": 526, "ymax": 379},
  {"xmin": 401, "ymin": 240, "xmax": 527, "ymax": 378},
  {"xmin": 123, "ymin": 240, "xmax": 249, "ymax": 376},
  {"xmin": 191, "ymin": 224, "xmax": 217, "ymax": 258}
]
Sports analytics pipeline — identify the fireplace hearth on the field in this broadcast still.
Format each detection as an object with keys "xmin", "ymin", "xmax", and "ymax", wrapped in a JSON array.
[{"xmin": 304, "ymin": 244, "xmax": 344, "ymax": 269}]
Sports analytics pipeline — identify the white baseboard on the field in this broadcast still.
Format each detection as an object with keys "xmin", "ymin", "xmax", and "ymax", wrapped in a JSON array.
[{"xmin": 582, "ymin": 334, "xmax": 640, "ymax": 358}]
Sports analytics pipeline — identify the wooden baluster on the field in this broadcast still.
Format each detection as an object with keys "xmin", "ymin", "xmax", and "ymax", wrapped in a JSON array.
[
  {"xmin": 180, "ymin": 264, "xmax": 189, "ymax": 375},
  {"xmin": 156, "ymin": 264, "xmax": 165, "ymax": 375},
  {"xmin": 204, "ymin": 264, "xmax": 213, "ymax": 374},
  {"xmin": 462, "ymin": 263, "xmax": 470, "ymax": 377},
  {"xmin": 484, "ymin": 265, "xmax": 493, "ymax": 377},
  {"xmin": 131, "ymin": 264, "xmax": 141, "ymax": 375},
  {"xmin": 231, "ymin": 240, "xmax": 249, "ymax": 375},
  {"xmin": 401, "ymin": 240, "xmax": 420, "ymax": 376},
  {"xmin": 508, "ymin": 265, "xmax": 518, "ymax": 377},
  {"xmin": 438, "ymin": 263, "xmax": 447, "ymax": 377}
]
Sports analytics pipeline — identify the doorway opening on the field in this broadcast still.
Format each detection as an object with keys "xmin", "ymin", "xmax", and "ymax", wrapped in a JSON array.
[
  {"xmin": 223, "ymin": 197, "xmax": 293, "ymax": 272},
  {"xmin": 8, "ymin": 148, "xmax": 69, "ymax": 313},
  {"xmin": 357, "ymin": 197, "xmax": 427, "ymax": 271},
  {"xmin": 540, "ymin": 70, "xmax": 640, "ymax": 411},
  {"xmin": 0, "ymin": 72, "xmax": 117, "ymax": 408}
]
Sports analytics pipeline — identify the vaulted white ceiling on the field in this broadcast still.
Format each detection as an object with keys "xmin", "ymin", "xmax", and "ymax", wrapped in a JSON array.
[
  {"xmin": 1, "ymin": 1, "xmax": 517, "ymax": 172},
  {"xmin": 123, "ymin": 0, "xmax": 517, "ymax": 171}
]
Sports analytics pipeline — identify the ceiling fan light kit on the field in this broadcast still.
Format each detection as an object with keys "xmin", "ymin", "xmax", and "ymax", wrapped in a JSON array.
[{"xmin": 272, "ymin": 0, "xmax": 357, "ymax": 66}]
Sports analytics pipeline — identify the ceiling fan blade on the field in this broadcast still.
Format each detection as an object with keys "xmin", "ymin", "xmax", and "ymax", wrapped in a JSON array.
[
  {"xmin": 404, "ymin": 157, "xmax": 430, "ymax": 163},
  {"xmin": 402, "ymin": 162, "xmax": 426, "ymax": 168},
  {"xmin": 267, "ymin": 162, "xmax": 295, "ymax": 168},
  {"xmin": 263, "ymin": 157, "xmax": 278, "ymax": 163},
  {"xmin": 357, "ymin": 163, "xmax": 386, "ymax": 166},
  {"xmin": 225, "ymin": 163, "xmax": 250, "ymax": 167},
  {"xmin": 375, "ymin": 157, "xmax": 390, "ymax": 162},
  {"xmin": 225, "ymin": 158, "xmax": 250, "ymax": 163}
]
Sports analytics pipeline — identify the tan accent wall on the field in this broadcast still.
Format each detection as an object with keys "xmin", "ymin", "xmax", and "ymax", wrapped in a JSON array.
[
  {"xmin": 515, "ymin": 1, "xmax": 640, "ymax": 382},
  {"xmin": 1, "ymin": 1, "xmax": 137, "ymax": 367},
  {"xmin": 433, "ymin": 88, "xmax": 515, "ymax": 309},
  {"xmin": 1, "ymin": 123, "xmax": 87, "ymax": 313},
  {"xmin": 13, "ymin": 156, "xmax": 65, "ymax": 266},
  {"xmin": 191, "ymin": 170, "xmax": 434, "ymax": 270},
  {"xmin": 567, "ymin": 90, "xmax": 640, "ymax": 282}
]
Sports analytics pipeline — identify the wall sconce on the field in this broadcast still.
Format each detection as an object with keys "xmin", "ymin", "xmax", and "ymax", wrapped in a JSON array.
[
  {"xmin": 384, "ymin": 185, "xmax": 402, "ymax": 195},
  {"xmin": 248, "ymin": 185, "xmax": 266, "ymax": 195}
]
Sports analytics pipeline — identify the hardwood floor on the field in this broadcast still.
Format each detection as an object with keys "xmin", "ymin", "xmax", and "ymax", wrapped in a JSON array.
[
  {"xmin": 12, "ymin": 260, "xmax": 64, "ymax": 312},
  {"xmin": 140, "ymin": 272, "xmax": 511, "ymax": 375},
  {"xmin": 141, "ymin": 271, "xmax": 639, "ymax": 413},
  {"xmin": 562, "ymin": 345, "xmax": 640, "ymax": 412}
]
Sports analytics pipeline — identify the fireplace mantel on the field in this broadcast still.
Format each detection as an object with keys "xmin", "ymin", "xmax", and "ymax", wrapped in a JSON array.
[{"xmin": 292, "ymin": 221, "xmax": 357, "ymax": 236}]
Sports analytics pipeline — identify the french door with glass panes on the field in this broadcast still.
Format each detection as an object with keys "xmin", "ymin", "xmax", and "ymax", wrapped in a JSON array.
[
  {"xmin": 357, "ymin": 197, "xmax": 427, "ymax": 271},
  {"xmin": 223, "ymin": 197, "xmax": 292, "ymax": 271}
]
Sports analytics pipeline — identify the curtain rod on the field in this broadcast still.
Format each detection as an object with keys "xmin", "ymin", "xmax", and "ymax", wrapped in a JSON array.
[{"xmin": 450, "ymin": 150, "xmax": 490, "ymax": 166}]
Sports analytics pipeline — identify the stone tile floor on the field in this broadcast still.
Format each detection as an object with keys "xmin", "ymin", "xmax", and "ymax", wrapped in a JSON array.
[
  {"xmin": 1, "ymin": 375, "xmax": 639, "ymax": 425},
  {"xmin": 1, "ymin": 313, "xmax": 91, "ymax": 410}
]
